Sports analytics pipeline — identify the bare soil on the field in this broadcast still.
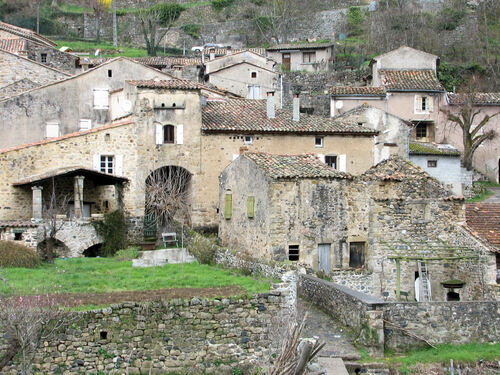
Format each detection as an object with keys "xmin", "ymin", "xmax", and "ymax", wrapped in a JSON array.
[{"xmin": 16, "ymin": 286, "xmax": 245, "ymax": 308}]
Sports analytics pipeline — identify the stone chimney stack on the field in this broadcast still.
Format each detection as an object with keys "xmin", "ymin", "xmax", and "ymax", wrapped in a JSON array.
[
  {"xmin": 239, "ymin": 146, "xmax": 248, "ymax": 155},
  {"xmin": 267, "ymin": 91, "xmax": 275, "ymax": 119},
  {"xmin": 293, "ymin": 92, "xmax": 300, "ymax": 122}
]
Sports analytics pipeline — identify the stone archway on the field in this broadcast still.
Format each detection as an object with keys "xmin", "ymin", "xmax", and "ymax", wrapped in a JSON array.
[
  {"xmin": 37, "ymin": 238, "xmax": 69, "ymax": 260},
  {"xmin": 145, "ymin": 166, "xmax": 192, "ymax": 236},
  {"xmin": 50, "ymin": 221, "xmax": 103, "ymax": 257}
]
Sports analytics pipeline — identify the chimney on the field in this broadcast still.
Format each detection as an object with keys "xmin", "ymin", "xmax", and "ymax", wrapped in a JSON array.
[
  {"xmin": 266, "ymin": 91, "xmax": 275, "ymax": 119},
  {"xmin": 239, "ymin": 146, "xmax": 248, "ymax": 155},
  {"xmin": 293, "ymin": 92, "xmax": 300, "ymax": 122},
  {"xmin": 209, "ymin": 48, "xmax": 215, "ymax": 61}
]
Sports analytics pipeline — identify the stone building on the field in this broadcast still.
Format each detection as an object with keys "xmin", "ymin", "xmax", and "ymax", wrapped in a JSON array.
[
  {"xmin": 219, "ymin": 154, "xmax": 498, "ymax": 301},
  {"xmin": 203, "ymin": 50, "xmax": 280, "ymax": 102},
  {"xmin": 267, "ymin": 42, "xmax": 334, "ymax": 72},
  {"xmin": 0, "ymin": 49, "xmax": 70, "ymax": 99},
  {"xmin": 0, "ymin": 57, "xmax": 174, "ymax": 149},
  {"xmin": 0, "ymin": 21, "xmax": 79, "ymax": 73}
]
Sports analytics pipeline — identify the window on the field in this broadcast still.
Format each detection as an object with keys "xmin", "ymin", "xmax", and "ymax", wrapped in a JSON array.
[
  {"xmin": 325, "ymin": 155, "xmax": 337, "ymax": 169},
  {"xmin": 244, "ymin": 135, "xmax": 253, "ymax": 145},
  {"xmin": 93, "ymin": 88, "xmax": 109, "ymax": 109},
  {"xmin": 349, "ymin": 242, "xmax": 365, "ymax": 268},
  {"xmin": 107, "ymin": 69, "xmax": 112, "ymax": 78},
  {"xmin": 100, "ymin": 155, "xmax": 114, "ymax": 174},
  {"xmin": 163, "ymin": 125, "xmax": 175, "ymax": 144},
  {"xmin": 288, "ymin": 245, "xmax": 299, "ymax": 261},
  {"xmin": 427, "ymin": 160, "xmax": 437, "ymax": 168},
  {"xmin": 14, "ymin": 232, "xmax": 22, "ymax": 241},
  {"xmin": 414, "ymin": 95, "xmax": 432, "ymax": 113},
  {"xmin": 247, "ymin": 196, "xmax": 255, "ymax": 218},
  {"xmin": 302, "ymin": 51, "xmax": 316, "ymax": 63},
  {"xmin": 415, "ymin": 123, "xmax": 427, "ymax": 138},
  {"xmin": 45, "ymin": 122, "xmax": 60, "ymax": 138},
  {"xmin": 251, "ymin": 72, "xmax": 257, "ymax": 78},
  {"xmin": 79, "ymin": 119, "xmax": 92, "ymax": 131},
  {"xmin": 315, "ymin": 136, "xmax": 324, "ymax": 148},
  {"xmin": 41, "ymin": 53, "xmax": 47, "ymax": 63},
  {"xmin": 248, "ymin": 85, "xmax": 260, "ymax": 99},
  {"xmin": 224, "ymin": 192, "xmax": 232, "ymax": 219}
]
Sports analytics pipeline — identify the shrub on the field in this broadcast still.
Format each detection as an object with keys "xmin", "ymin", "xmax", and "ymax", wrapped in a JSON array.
[
  {"xmin": 185, "ymin": 230, "xmax": 218, "ymax": 265},
  {"xmin": 211, "ymin": 0, "xmax": 235, "ymax": 12},
  {"xmin": 182, "ymin": 23, "xmax": 201, "ymax": 38},
  {"xmin": 347, "ymin": 6, "xmax": 365, "ymax": 36},
  {"xmin": 0, "ymin": 241, "xmax": 41, "ymax": 268},
  {"xmin": 92, "ymin": 210, "xmax": 128, "ymax": 257},
  {"xmin": 114, "ymin": 246, "xmax": 140, "ymax": 261}
]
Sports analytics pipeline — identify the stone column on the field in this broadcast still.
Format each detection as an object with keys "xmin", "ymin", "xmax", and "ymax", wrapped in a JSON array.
[
  {"xmin": 115, "ymin": 183, "xmax": 123, "ymax": 209},
  {"xmin": 74, "ymin": 176, "xmax": 85, "ymax": 219},
  {"xmin": 31, "ymin": 186, "xmax": 43, "ymax": 219}
]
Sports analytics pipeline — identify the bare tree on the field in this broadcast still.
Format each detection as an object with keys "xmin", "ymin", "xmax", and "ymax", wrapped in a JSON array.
[
  {"xmin": 0, "ymin": 295, "xmax": 77, "ymax": 375},
  {"xmin": 441, "ymin": 91, "xmax": 498, "ymax": 170},
  {"xmin": 145, "ymin": 166, "xmax": 191, "ymax": 232},
  {"xmin": 137, "ymin": 2, "xmax": 184, "ymax": 56}
]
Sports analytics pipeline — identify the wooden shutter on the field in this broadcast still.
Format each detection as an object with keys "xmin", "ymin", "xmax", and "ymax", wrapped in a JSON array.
[
  {"xmin": 339, "ymin": 154, "xmax": 347, "ymax": 172},
  {"xmin": 93, "ymin": 154, "xmax": 100, "ymax": 171},
  {"xmin": 317, "ymin": 153, "xmax": 325, "ymax": 163},
  {"xmin": 415, "ymin": 95, "xmax": 423, "ymax": 113},
  {"xmin": 115, "ymin": 154, "xmax": 123, "ymax": 176},
  {"xmin": 93, "ymin": 89, "xmax": 109, "ymax": 109},
  {"xmin": 155, "ymin": 124, "xmax": 163, "ymax": 145},
  {"xmin": 224, "ymin": 193, "xmax": 232, "ymax": 219},
  {"xmin": 45, "ymin": 123, "xmax": 59, "ymax": 138},
  {"xmin": 176, "ymin": 124, "xmax": 184, "ymax": 145},
  {"xmin": 428, "ymin": 96, "xmax": 434, "ymax": 112},
  {"xmin": 247, "ymin": 196, "xmax": 255, "ymax": 218}
]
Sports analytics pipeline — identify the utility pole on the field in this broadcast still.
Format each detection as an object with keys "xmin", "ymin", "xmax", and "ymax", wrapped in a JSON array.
[{"xmin": 112, "ymin": 0, "xmax": 118, "ymax": 47}]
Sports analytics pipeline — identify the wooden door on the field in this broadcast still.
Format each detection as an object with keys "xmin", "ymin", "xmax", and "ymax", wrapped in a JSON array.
[
  {"xmin": 282, "ymin": 53, "xmax": 291, "ymax": 71},
  {"xmin": 318, "ymin": 243, "xmax": 331, "ymax": 273}
]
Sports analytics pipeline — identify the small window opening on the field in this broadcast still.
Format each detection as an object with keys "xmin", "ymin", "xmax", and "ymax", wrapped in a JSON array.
[
  {"xmin": 107, "ymin": 69, "xmax": 112, "ymax": 78},
  {"xmin": 41, "ymin": 53, "xmax": 47, "ymax": 63},
  {"xmin": 100, "ymin": 331, "xmax": 108, "ymax": 340},
  {"xmin": 349, "ymin": 242, "xmax": 365, "ymax": 268},
  {"xmin": 446, "ymin": 291, "xmax": 460, "ymax": 301},
  {"xmin": 244, "ymin": 135, "xmax": 253, "ymax": 145},
  {"xmin": 14, "ymin": 232, "xmax": 22, "ymax": 241},
  {"xmin": 416, "ymin": 123, "xmax": 427, "ymax": 138},
  {"xmin": 251, "ymin": 72, "xmax": 257, "ymax": 78},
  {"xmin": 325, "ymin": 155, "xmax": 337, "ymax": 169},
  {"xmin": 172, "ymin": 103, "xmax": 176, "ymax": 107},
  {"xmin": 163, "ymin": 125, "xmax": 175, "ymax": 143},
  {"xmin": 427, "ymin": 160, "xmax": 437, "ymax": 168},
  {"xmin": 161, "ymin": 103, "xmax": 165, "ymax": 108},
  {"xmin": 315, "ymin": 136, "xmax": 324, "ymax": 148},
  {"xmin": 288, "ymin": 245, "xmax": 299, "ymax": 261},
  {"xmin": 104, "ymin": 200, "xmax": 109, "ymax": 210},
  {"xmin": 105, "ymin": 133, "xmax": 111, "ymax": 142}
]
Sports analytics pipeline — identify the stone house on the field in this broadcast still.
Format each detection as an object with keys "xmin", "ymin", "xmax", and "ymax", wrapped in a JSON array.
[
  {"xmin": 330, "ymin": 46, "xmax": 446, "ymax": 144},
  {"xmin": 201, "ymin": 47, "xmax": 267, "ymax": 62},
  {"xmin": 220, "ymin": 154, "xmax": 498, "ymax": 302},
  {"xmin": 437, "ymin": 92, "xmax": 500, "ymax": 182},
  {"xmin": 267, "ymin": 42, "xmax": 334, "ymax": 72},
  {"xmin": 0, "ymin": 49, "xmax": 70, "ymax": 99},
  {"xmin": 203, "ymin": 50, "xmax": 281, "ymax": 103},
  {"xmin": 0, "ymin": 82, "xmax": 378, "ymax": 254},
  {"xmin": 0, "ymin": 21, "xmax": 79, "ymax": 73},
  {"xmin": 0, "ymin": 57, "xmax": 175, "ymax": 149}
]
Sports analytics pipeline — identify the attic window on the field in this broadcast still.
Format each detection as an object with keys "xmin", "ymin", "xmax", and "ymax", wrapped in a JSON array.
[
  {"xmin": 41, "ymin": 53, "xmax": 47, "ymax": 63},
  {"xmin": 251, "ymin": 72, "xmax": 257, "ymax": 78},
  {"xmin": 107, "ymin": 69, "xmax": 112, "ymax": 78},
  {"xmin": 244, "ymin": 135, "xmax": 253, "ymax": 144},
  {"xmin": 288, "ymin": 245, "xmax": 299, "ymax": 261},
  {"xmin": 315, "ymin": 137, "xmax": 324, "ymax": 148},
  {"xmin": 427, "ymin": 160, "xmax": 437, "ymax": 168}
]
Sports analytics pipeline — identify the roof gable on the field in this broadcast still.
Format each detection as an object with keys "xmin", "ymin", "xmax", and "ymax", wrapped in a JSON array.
[
  {"xmin": 267, "ymin": 42, "xmax": 334, "ymax": 51},
  {"xmin": 372, "ymin": 46, "xmax": 438, "ymax": 62},
  {"xmin": 448, "ymin": 92, "xmax": 500, "ymax": 106},
  {"xmin": 379, "ymin": 70, "xmax": 444, "ymax": 92},
  {"xmin": 336, "ymin": 104, "xmax": 411, "ymax": 126},
  {"xmin": 0, "ymin": 21, "xmax": 56, "ymax": 47}
]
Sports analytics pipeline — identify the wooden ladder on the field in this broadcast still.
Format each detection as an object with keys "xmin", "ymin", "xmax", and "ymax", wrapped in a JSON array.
[{"xmin": 418, "ymin": 261, "xmax": 432, "ymax": 302}]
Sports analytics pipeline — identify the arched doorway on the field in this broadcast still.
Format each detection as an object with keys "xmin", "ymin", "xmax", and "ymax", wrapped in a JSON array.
[
  {"xmin": 37, "ymin": 238, "xmax": 70, "ymax": 260},
  {"xmin": 144, "ymin": 166, "xmax": 192, "ymax": 237},
  {"xmin": 83, "ymin": 244, "xmax": 102, "ymax": 257}
]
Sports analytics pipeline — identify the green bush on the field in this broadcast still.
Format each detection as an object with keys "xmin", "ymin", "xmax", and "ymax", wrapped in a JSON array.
[
  {"xmin": 182, "ymin": 23, "xmax": 201, "ymax": 38},
  {"xmin": 436, "ymin": 6, "xmax": 466, "ymax": 31},
  {"xmin": 92, "ymin": 210, "xmax": 128, "ymax": 257},
  {"xmin": 347, "ymin": 6, "xmax": 365, "ymax": 36},
  {"xmin": 114, "ymin": 246, "xmax": 140, "ymax": 261},
  {"xmin": 211, "ymin": 0, "xmax": 235, "ymax": 12},
  {"xmin": 185, "ymin": 230, "xmax": 218, "ymax": 265},
  {"xmin": 0, "ymin": 241, "xmax": 41, "ymax": 268}
]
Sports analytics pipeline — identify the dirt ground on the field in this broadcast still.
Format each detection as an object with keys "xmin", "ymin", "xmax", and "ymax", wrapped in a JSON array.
[{"xmin": 15, "ymin": 286, "xmax": 245, "ymax": 308}]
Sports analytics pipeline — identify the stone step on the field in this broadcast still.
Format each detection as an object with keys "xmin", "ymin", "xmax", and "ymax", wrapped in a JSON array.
[
  {"xmin": 318, "ymin": 357, "xmax": 349, "ymax": 375},
  {"xmin": 132, "ymin": 248, "xmax": 196, "ymax": 268}
]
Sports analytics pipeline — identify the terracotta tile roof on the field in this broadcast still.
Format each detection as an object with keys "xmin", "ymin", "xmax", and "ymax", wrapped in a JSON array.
[
  {"xmin": 380, "ymin": 70, "xmax": 444, "ymax": 92},
  {"xmin": 0, "ymin": 220, "xmax": 38, "ymax": 228},
  {"xmin": 244, "ymin": 152, "xmax": 351, "ymax": 179},
  {"xmin": 202, "ymin": 99, "xmax": 378, "ymax": 135},
  {"xmin": 203, "ymin": 47, "xmax": 266, "ymax": 57},
  {"xmin": 267, "ymin": 42, "xmax": 334, "ymax": 51},
  {"xmin": 13, "ymin": 166, "xmax": 128, "ymax": 186},
  {"xmin": 448, "ymin": 92, "xmax": 500, "ymax": 106},
  {"xmin": 329, "ymin": 86, "xmax": 386, "ymax": 96},
  {"xmin": 0, "ymin": 38, "xmax": 27, "ymax": 53},
  {"xmin": 126, "ymin": 79, "xmax": 204, "ymax": 90},
  {"xmin": 466, "ymin": 203, "xmax": 500, "ymax": 251},
  {"xmin": 409, "ymin": 141, "xmax": 461, "ymax": 156},
  {"xmin": 0, "ymin": 119, "xmax": 134, "ymax": 154},
  {"xmin": 134, "ymin": 56, "xmax": 201, "ymax": 66},
  {"xmin": 0, "ymin": 21, "xmax": 56, "ymax": 47}
]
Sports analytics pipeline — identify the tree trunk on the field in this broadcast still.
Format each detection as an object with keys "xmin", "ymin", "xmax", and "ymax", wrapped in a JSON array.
[
  {"xmin": 112, "ymin": 0, "xmax": 118, "ymax": 47},
  {"xmin": 95, "ymin": 13, "xmax": 100, "ymax": 43},
  {"xmin": 36, "ymin": 4, "xmax": 40, "ymax": 34}
]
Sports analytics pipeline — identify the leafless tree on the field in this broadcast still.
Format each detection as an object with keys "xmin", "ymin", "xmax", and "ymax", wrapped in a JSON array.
[
  {"xmin": 441, "ymin": 90, "xmax": 498, "ymax": 171},
  {"xmin": 0, "ymin": 295, "xmax": 77, "ymax": 375},
  {"xmin": 39, "ymin": 178, "xmax": 70, "ymax": 263},
  {"xmin": 145, "ymin": 166, "xmax": 191, "ymax": 232}
]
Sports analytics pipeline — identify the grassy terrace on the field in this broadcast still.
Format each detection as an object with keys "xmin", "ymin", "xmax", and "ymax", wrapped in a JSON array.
[{"xmin": 0, "ymin": 258, "xmax": 271, "ymax": 296}]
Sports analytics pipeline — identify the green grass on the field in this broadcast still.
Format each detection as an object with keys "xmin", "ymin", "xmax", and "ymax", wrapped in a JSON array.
[
  {"xmin": 183, "ymin": 1, "xmax": 212, "ymax": 8},
  {"xmin": 476, "ymin": 181, "xmax": 500, "ymax": 188},
  {"xmin": 53, "ymin": 39, "xmax": 150, "ymax": 57},
  {"xmin": 58, "ymin": 3, "xmax": 93, "ymax": 14},
  {"xmin": 388, "ymin": 342, "xmax": 500, "ymax": 368},
  {"xmin": 0, "ymin": 258, "xmax": 271, "ymax": 296},
  {"xmin": 467, "ymin": 189, "xmax": 494, "ymax": 202}
]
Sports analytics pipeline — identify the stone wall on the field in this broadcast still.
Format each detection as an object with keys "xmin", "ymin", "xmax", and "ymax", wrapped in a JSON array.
[
  {"xmin": 25, "ymin": 41, "xmax": 80, "ymax": 74},
  {"xmin": 0, "ymin": 296, "xmax": 284, "ymax": 374},
  {"xmin": 329, "ymin": 269, "xmax": 376, "ymax": 295}
]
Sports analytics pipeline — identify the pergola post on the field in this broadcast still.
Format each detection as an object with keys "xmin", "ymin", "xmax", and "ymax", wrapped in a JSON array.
[
  {"xmin": 31, "ymin": 185, "xmax": 43, "ymax": 219},
  {"xmin": 74, "ymin": 176, "xmax": 85, "ymax": 218}
]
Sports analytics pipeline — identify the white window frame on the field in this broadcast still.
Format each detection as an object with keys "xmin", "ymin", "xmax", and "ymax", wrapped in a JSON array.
[
  {"xmin": 244, "ymin": 135, "xmax": 253, "ymax": 145},
  {"xmin": 100, "ymin": 155, "xmax": 114, "ymax": 174},
  {"xmin": 247, "ymin": 85, "xmax": 261, "ymax": 100},
  {"xmin": 45, "ymin": 122, "xmax": 60, "ymax": 138},
  {"xmin": 79, "ymin": 119, "xmax": 92, "ymax": 131},
  {"xmin": 315, "ymin": 136, "xmax": 324, "ymax": 148},
  {"xmin": 93, "ymin": 88, "xmax": 109, "ymax": 110},
  {"xmin": 325, "ymin": 155, "xmax": 337, "ymax": 169},
  {"xmin": 414, "ymin": 95, "xmax": 432, "ymax": 114}
]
